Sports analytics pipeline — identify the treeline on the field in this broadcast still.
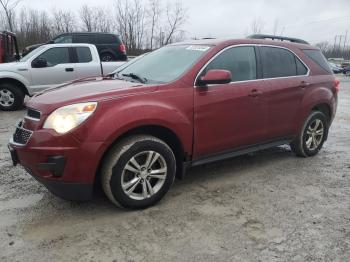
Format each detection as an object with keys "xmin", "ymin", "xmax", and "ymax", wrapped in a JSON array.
[
  {"xmin": 0, "ymin": 0, "xmax": 187, "ymax": 55},
  {"xmin": 316, "ymin": 42, "xmax": 350, "ymax": 60}
]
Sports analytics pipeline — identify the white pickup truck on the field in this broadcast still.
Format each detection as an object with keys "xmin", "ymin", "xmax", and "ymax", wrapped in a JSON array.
[{"xmin": 0, "ymin": 43, "xmax": 124, "ymax": 110}]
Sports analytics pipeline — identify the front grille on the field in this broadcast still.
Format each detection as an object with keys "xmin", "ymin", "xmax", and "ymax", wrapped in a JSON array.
[
  {"xmin": 13, "ymin": 122, "xmax": 33, "ymax": 145},
  {"xmin": 26, "ymin": 108, "xmax": 41, "ymax": 120}
]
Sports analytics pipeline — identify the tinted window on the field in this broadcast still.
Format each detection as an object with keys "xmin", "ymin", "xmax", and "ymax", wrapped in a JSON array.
[
  {"xmin": 75, "ymin": 35, "xmax": 94, "ymax": 44},
  {"xmin": 302, "ymin": 49, "xmax": 332, "ymax": 73},
  {"xmin": 76, "ymin": 47, "xmax": 92, "ymax": 63},
  {"xmin": 205, "ymin": 46, "xmax": 257, "ymax": 82},
  {"xmin": 296, "ymin": 58, "xmax": 308, "ymax": 75},
  {"xmin": 95, "ymin": 34, "xmax": 119, "ymax": 44},
  {"xmin": 261, "ymin": 47, "xmax": 299, "ymax": 78},
  {"xmin": 53, "ymin": 35, "xmax": 73, "ymax": 43},
  {"xmin": 37, "ymin": 47, "xmax": 70, "ymax": 66}
]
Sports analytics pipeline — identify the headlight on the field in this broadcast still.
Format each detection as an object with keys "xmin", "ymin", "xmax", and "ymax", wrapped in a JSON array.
[{"xmin": 43, "ymin": 102, "xmax": 97, "ymax": 134}]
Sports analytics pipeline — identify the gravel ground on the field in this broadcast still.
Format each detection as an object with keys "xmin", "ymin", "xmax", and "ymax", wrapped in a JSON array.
[{"xmin": 0, "ymin": 76, "xmax": 349, "ymax": 262}]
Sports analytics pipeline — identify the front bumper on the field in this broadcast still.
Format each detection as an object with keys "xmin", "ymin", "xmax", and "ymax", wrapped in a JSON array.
[{"xmin": 8, "ymin": 127, "xmax": 107, "ymax": 201}]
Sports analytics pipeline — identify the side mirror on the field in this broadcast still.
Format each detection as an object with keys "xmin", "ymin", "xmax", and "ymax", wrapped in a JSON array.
[
  {"xmin": 197, "ymin": 69, "xmax": 232, "ymax": 86},
  {"xmin": 32, "ymin": 58, "xmax": 48, "ymax": 68}
]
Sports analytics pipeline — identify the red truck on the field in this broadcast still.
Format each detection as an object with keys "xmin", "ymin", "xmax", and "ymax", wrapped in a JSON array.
[
  {"xmin": 0, "ymin": 31, "xmax": 20, "ymax": 64},
  {"xmin": 8, "ymin": 34, "xmax": 339, "ymax": 209}
]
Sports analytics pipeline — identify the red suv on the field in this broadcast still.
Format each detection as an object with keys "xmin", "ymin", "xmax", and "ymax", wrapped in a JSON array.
[{"xmin": 8, "ymin": 35, "xmax": 339, "ymax": 209}]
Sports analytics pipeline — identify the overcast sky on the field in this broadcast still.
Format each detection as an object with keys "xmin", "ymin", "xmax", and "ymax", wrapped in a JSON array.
[{"xmin": 22, "ymin": 0, "xmax": 350, "ymax": 45}]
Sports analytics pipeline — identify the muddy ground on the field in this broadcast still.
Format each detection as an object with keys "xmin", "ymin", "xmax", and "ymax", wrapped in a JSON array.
[{"xmin": 0, "ymin": 76, "xmax": 349, "ymax": 262}]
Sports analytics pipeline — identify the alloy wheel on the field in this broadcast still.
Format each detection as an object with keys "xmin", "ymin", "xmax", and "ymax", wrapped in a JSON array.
[
  {"xmin": 305, "ymin": 119, "xmax": 324, "ymax": 150},
  {"xmin": 121, "ymin": 151, "xmax": 167, "ymax": 200},
  {"xmin": 0, "ymin": 89, "xmax": 15, "ymax": 107}
]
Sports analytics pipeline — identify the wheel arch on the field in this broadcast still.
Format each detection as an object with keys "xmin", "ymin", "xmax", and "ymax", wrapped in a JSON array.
[
  {"xmin": 0, "ymin": 77, "xmax": 29, "ymax": 96},
  {"xmin": 94, "ymin": 124, "xmax": 188, "ymax": 186}
]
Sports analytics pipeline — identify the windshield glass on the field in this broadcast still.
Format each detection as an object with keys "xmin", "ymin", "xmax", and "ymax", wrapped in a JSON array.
[
  {"xmin": 117, "ymin": 45, "xmax": 211, "ymax": 83},
  {"xmin": 20, "ymin": 45, "xmax": 46, "ymax": 62}
]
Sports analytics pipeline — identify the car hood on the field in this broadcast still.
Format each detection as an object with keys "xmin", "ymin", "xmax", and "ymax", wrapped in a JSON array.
[
  {"xmin": 0, "ymin": 62, "xmax": 27, "ymax": 71},
  {"xmin": 26, "ymin": 77, "xmax": 157, "ymax": 113}
]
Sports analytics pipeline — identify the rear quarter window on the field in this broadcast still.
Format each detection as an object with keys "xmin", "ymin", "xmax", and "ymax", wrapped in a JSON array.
[
  {"xmin": 76, "ymin": 47, "xmax": 92, "ymax": 63},
  {"xmin": 302, "ymin": 49, "xmax": 332, "ymax": 74}
]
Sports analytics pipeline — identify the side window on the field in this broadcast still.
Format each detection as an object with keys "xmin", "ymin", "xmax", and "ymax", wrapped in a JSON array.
[
  {"xmin": 36, "ymin": 47, "xmax": 70, "ymax": 67},
  {"xmin": 296, "ymin": 58, "xmax": 308, "ymax": 75},
  {"xmin": 76, "ymin": 47, "xmax": 92, "ymax": 63},
  {"xmin": 74, "ymin": 35, "xmax": 94, "ymax": 44},
  {"xmin": 53, "ymin": 35, "xmax": 73, "ymax": 43},
  {"xmin": 95, "ymin": 34, "xmax": 117, "ymax": 44},
  {"xmin": 261, "ymin": 47, "xmax": 298, "ymax": 78},
  {"xmin": 205, "ymin": 46, "xmax": 257, "ymax": 82}
]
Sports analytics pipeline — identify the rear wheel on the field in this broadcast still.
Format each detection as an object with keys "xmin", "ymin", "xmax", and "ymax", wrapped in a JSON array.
[
  {"xmin": 101, "ymin": 135, "xmax": 176, "ymax": 209},
  {"xmin": 291, "ymin": 111, "xmax": 328, "ymax": 157},
  {"xmin": 100, "ymin": 53, "xmax": 115, "ymax": 62},
  {"xmin": 0, "ymin": 83, "xmax": 25, "ymax": 111}
]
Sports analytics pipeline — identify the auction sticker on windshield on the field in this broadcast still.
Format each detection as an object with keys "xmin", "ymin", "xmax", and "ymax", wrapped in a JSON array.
[{"xmin": 186, "ymin": 45, "xmax": 210, "ymax": 51}]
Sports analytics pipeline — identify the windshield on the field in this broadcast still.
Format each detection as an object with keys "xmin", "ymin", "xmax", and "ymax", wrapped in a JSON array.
[
  {"xmin": 117, "ymin": 45, "xmax": 211, "ymax": 83},
  {"xmin": 20, "ymin": 45, "xmax": 46, "ymax": 62}
]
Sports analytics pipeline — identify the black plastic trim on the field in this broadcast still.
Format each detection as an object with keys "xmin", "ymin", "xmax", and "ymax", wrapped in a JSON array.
[
  {"xmin": 191, "ymin": 137, "xmax": 293, "ymax": 167},
  {"xmin": 38, "ymin": 156, "xmax": 66, "ymax": 177}
]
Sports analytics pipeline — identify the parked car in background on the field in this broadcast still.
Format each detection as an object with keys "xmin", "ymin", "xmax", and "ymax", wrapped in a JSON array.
[
  {"xmin": 343, "ymin": 65, "xmax": 350, "ymax": 75},
  {"xmin": 0, "ymin": 43, "xmax": 124, "ymax": 110},
  {"xmin": 0, "ymin": 31, "xmax": 20, "ymax": 64},
  {"xmin": 329, "ymin": 62, "xmax": 343, "ymax": 74},
  {"xmin": 341, "ymin": 62, "xmax": 350, "ymax": 69},
  {"xmin": 22, "ymin": 32, "xmax": 127, "ymax": 62},
  {"xmin": 8, "ymin": 35, "xmax": 339, "ymax": 209}
]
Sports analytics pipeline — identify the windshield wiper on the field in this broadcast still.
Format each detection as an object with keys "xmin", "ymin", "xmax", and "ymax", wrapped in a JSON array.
[{"xmin": 122, "ymin": 73, "xmax": 147, "ymax": 84}]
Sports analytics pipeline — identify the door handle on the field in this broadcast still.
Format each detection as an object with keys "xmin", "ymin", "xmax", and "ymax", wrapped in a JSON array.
[
  {"xmin": 249, "ymin": 89, "xmax": 262, "ymax": 97},
  {"xmin": 65, "ymin": 68, "xmax": 74, "ymax": 72},
  {"xmin": 299, "ymin": 81, "xmax": 311, "ymax": 88}
]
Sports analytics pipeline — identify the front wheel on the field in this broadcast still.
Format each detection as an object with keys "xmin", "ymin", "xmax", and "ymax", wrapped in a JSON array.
[
  {"xmin": 101, "ymin": 135, "xmax": 176, "ymax": 209},
  {"xmin": 291, "ymin": 111, "xmax": 329, "ymax": 157},
  {"xmin": 0, "ymin": 83, "xmax": 25, "ymax": 111}
]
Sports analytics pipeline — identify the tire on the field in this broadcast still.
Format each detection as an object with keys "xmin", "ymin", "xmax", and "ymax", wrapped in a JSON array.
[
  {"xmin": 100, "ymin": 53, "xmax": 115, "ymax": 62},
  {"xmin": 0, "ymin": 83, "xmax": 25, "ymax": 111},
  {"xmin": 290, "ymin": 111, "xmax": 329, "ymax": 157},
  {"xmin": 101, "ymin": 135, "xmax": 176, "ymax": 209}
]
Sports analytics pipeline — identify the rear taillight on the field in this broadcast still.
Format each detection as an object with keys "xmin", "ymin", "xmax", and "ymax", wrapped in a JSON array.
[
  {"xmin": 333, "ymin": 79, "xmax": 340, "ymax": 93},
  {"xmin": 119, "ymin": 44, "xmax": 126, "ymax": 53}
]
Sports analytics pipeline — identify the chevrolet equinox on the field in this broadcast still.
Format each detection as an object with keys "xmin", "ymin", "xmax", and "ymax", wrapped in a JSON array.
[{"xmin": 8, "ymin": 35, "xmax": 339, "ymax": 209}]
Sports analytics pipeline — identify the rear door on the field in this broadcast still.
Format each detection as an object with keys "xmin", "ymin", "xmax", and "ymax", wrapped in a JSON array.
[
  {"xmin": 30, "ymin": 47, "xmax": 77, "ymax": 88},
  {"xmin": 194, "ymin": 46, "xmax": 268, "ymax": 158},
  {"xmin": 259, "ymin": 46, "xmax": 309, "ymax": 139},
  {"xmin": 72, "ymin": 46, "xmax": 101, "ymax": 78}
]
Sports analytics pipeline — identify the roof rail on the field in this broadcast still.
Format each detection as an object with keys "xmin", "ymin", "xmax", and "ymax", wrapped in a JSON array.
[{"xmin": 248, "ymin": 34, "xmax": 309, "ymax": 45}]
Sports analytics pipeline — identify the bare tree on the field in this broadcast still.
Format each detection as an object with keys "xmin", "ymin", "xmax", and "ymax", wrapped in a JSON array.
[
  {"xmin": 162, "ymin": 1, "xmax": 187, "ymax": 45},
  {"xmin": 80, "ymin": 5, "xmax": 94, "ymax": 32},
  {"xmin": 147, "ymin": 0, "xmax": 161, "ymax": 50},
  {"xmin": 250, "ymin": 18, "xmax": 265, "ymax": 35},
  {"xmin": 52, "ymin": 9, "xmax": 76, "ymax": 35},
  {"xmin": 114, "ymin": 0, "xmax": 146, "ymax": 53},
  {"xmin": 0, "ymin": 0, "xmax": 21, "ymax": 31}
]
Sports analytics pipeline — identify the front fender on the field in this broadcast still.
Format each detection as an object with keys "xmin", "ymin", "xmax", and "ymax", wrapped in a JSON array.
[
  {"xmin": 0, "ymin": 71, "xmax": 30, "ymax": 93},
  {"xmin": 74, "ymin": 87, "xmax": 193, "ymax": 157}
]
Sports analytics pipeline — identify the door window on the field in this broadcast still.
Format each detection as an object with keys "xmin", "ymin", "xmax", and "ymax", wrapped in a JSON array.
[
  {"xmin": 36, "ymin": 47, "xmax": 70, "ymax": 67},
  {"xmin": 260, "ymin": 46, "xmax": 307, "ymax": 78},
  {"xmin": 204, "ymin": 46, "xmax": 257, "ymax": 82},
  {"xmin": 76, "ymin": 47, "xmax": 92, "ymax": 63},
  {"xmin": 75, "ymin": 35, "xmax": 94, "ymax": 44}
]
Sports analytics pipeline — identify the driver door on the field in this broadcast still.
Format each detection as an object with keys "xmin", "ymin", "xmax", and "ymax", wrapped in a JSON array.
[{"xmin": 30, "ymin": 47, "xmax": 77, "ymax": 91}]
